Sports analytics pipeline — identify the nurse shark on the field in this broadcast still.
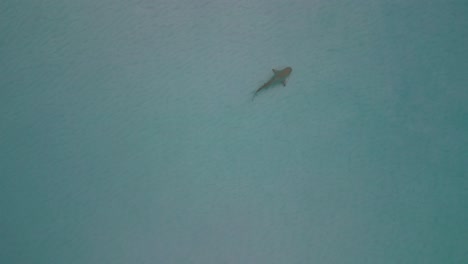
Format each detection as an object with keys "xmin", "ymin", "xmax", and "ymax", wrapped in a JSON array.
[{"xmin": 252, "ymin": 67, "xmax": 292, "ymax": 100}]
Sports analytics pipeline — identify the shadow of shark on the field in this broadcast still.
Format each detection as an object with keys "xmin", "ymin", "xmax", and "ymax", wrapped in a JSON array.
[{"xmin": 252, "ymin": 67, "xmax": 292, "ymax": 100}]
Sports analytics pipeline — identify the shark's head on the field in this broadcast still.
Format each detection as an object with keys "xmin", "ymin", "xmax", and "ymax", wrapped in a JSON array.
[{"xmin": 275, "ymin": 67, "xmax": 292, "ymax": 79}]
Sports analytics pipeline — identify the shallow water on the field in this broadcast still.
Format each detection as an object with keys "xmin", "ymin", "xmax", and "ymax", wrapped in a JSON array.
[{"xmin": 1, "ymin": 0, "xmax": 467, "ymax": 263}]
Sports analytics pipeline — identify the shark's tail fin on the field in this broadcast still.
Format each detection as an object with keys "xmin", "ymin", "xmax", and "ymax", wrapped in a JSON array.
[{"xmin": 251, "ymin": 91, "xmax": 257, "ymax": 101}]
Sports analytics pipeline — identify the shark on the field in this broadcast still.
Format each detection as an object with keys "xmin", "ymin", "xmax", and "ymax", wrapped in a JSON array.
[{"xmin": 252, "ymin": 67, "xmax": 292, "ymax": 100}]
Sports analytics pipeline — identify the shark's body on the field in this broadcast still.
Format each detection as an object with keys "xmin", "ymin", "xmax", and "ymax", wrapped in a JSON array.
[{"xmin": 253, "ymin": 67, "xmax": 292, "ymax": 100}]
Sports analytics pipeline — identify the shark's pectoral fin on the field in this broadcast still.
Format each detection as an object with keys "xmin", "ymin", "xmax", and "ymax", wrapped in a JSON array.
[{"xmin": 282, "ymin": 80, "xmax": 287, "ymax": 86}]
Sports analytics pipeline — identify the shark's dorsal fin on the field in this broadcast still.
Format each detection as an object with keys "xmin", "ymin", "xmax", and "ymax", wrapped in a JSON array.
[{"xmin": 272, "ymin": 69, "xmax": 278, "ymax": 74}]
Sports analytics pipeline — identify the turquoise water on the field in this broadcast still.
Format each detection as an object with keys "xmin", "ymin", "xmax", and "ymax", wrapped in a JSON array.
[{"xmin": 1, "ymin": 0, "xmax": 467, "ymax": 263}]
